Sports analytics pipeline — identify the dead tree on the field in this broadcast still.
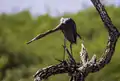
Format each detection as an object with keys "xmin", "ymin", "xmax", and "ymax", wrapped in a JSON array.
[{"xmin": 33, "ymin": 0, "xmax": 120, "ymax": 81}]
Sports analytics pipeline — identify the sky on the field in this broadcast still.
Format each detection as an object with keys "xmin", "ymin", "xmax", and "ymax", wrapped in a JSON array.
[{"xmin": 0, "ymin": 0, "xmax": 120, "ymax": 16}]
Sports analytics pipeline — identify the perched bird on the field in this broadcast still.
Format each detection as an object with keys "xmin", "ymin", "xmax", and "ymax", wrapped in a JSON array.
[{"xmin": 27, "ymin": 17, "xmax": 82, "ymax": 60}]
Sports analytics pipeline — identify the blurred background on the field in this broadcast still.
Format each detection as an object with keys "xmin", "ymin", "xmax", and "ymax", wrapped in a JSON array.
[{"xmin": 0, "ymin": 0, "xmax": 120, "ymax": 81}]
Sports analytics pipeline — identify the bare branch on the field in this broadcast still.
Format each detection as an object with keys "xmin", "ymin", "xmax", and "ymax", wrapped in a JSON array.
[
  {"xmin": 34, "ymin": 61, "xmax": 68, "ymax": 81},
  {"xmin": 90, "ymin": 0, "xmax": 119, "ymax": 70},
  {"xmin": 80, "ymin": 44, "xmax": 89, "ymax": 65},
  {"xmin": 89, "ymin": 54, "xmax": 97, "ymax": 64},
  {"xmin": 91, "ymin": 0, "xmax": 119, "ymax": 33},
  {"xmin": 33, "ymin": 0, "xmax": 120, "ymax": 81}
]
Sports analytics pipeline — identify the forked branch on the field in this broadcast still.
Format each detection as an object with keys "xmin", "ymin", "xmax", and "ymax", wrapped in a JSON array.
[{"xmin": 33, "ymin": 0, "xmax": 120, "ymax": 81}]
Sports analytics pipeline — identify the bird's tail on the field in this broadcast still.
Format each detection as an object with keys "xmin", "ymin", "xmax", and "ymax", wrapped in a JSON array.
[
  {"xmin": 77, "ymin": 33, "xmax": 84, "ymax": 43},
  {"xmin": 77, "ymin": 33, "xmax": 82, "ymax": 39},
  {"xmin": 26, "ymin": 24, "xmax": 62, "ymax": 44}
]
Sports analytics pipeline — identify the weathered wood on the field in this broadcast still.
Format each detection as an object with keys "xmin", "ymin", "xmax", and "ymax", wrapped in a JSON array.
[
  {"xmin": 33, "ymin": 0, "xmax": 120, "ymax": 81},
  {"xmin": 80, "ymin": 44, "xmax": 89, "ymax": 65}
]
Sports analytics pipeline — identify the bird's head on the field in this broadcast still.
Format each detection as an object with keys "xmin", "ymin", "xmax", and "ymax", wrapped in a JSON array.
[
  {"xmin": 60, "ymin": 17, "xmax": 71, "ymax": 24},
  {"xmin": 59, "ymin": 17, "xmax": 76, "ymax": 29}
]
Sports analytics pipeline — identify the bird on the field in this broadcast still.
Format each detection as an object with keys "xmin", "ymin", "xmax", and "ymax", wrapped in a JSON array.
[
  {"xmin": 27, "ymin": 17, "xmax": 82, "ymax": 60},
  {"xmin": 59, "ymin": 18, "xmax": 82, "ymax": 58}
]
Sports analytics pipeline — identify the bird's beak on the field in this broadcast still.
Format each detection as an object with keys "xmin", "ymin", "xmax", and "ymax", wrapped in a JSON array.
[
  {"xmin": 26, "ymin": 23, "xmax": 63, "ymax": 44},
  {"xmin": 26, "ymin": 37, "xmax": 37, "ymax": 44}
]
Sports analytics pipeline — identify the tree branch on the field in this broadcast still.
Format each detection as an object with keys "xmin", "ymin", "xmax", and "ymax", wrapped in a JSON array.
[
  {"xmin": 33, "ymin": 0, "xmax": 120, "ymax": 81},
  {"xmin": 34, "ymin": 61, "xmax": 68, "ymax": 81},
  {"xmin": 80, "ymin": 44, "xmax": 89, "ymax": 65},
  {"xmin": 90, "ymin": 0, "xmax": 120, "ymax": 70}
]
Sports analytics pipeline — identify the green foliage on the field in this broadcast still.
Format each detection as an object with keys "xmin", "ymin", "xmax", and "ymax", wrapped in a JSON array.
[{"xmin": 0, "ymin": 6, "xmax": 120, "ymax": 81}]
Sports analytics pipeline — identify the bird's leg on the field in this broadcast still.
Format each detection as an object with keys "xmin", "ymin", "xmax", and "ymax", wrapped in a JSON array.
[
  {"xmin": 63, "ymin": 37, "xmax": 67, "ymax": 61},
  {"xmin": 70, "ymin": 43, "xmax": 73, "ymax": 56}
]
